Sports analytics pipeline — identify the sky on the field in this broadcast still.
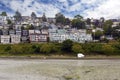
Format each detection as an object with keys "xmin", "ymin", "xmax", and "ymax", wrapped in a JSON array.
[{"xmin": 0, "ymin": 0, "xmax": 120, "ymax": 19}]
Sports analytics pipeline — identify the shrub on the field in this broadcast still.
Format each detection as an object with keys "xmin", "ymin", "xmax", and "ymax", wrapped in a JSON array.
[
  {"xmin": 61, "ymin": 39, "xmax": 73, "ymax": 52},
  {"xmin": 102, "ymin": 44, "xmax": 115, "ymax": 55},
  {"xmin": 40, "ymin": 43, "xmax": 53, "ymax": 53},
  {"xmin": 72, "ymin": 43, "xmax": 84, "ymax": 53},
  {"xmin": 10, "ymin": 45, "xmax": 23, "ymax": 54}
]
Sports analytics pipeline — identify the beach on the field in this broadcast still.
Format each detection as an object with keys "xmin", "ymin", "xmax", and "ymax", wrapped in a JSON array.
[{"xmin": 0, "ymin": 59, "xmax": 120, "ymax": 80}]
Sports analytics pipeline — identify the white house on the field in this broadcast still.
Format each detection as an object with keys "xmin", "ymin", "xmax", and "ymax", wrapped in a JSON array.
[
  {"xmin": 0, "ymin": 35, "xmax": 10, "ymax": 44},
  {"xmin": 29, "ymin": 33, "xmax": 47, "ymax": 42},
  {"xmin": 29, "ymin": 30, "xmax": 35, "ymax": 34},
  {"xmin": 11, "ymin": 35, "xmax": 21, "ymax": 44},
  {"xmin": 49, "ymin": 29, "xmax": 93, "ymax": 43}
]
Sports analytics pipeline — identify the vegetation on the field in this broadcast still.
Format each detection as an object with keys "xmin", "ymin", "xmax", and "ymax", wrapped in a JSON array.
[
  {"xmin": 55, "ymin": 13, "xmax": 65, "ymax": 25},
  {"xmin": 14, "ymin": 11, "xmax": 22, "ymax": 22},
  {"xmin": 61, "ymin": 39, "xmax": 73, "ymax": 52},
  {"xmin": 72, "ymin": 43, "xmax": 83, "ymax": 53},
  {"xmin": 103, "ymin": 20, "xmax": 113, "ymax": 35},
  {"xmin": 71, "ymin": 15, "xmax": 85, "ymax": 29},
  {"xmin": 0, "ymin": 40, "xmax": 120, "ymax": 56},
  {"xmin": 93, "ymin": 30, "xmax": 103, "ymax": 40},
  {"xmin": 42, "ymin": 13, "xmax": 47, "ymax": 22},
  {"xmin": 31, "ymin": 12, "xmax": 36, "ymax": 19},
  {"xmin": 1, "ymin": 11, "xmax": 7, "ymax": 16},
  {"xmin": 7, "ymin": 19, "xmax": 12, "ymax": 24}
]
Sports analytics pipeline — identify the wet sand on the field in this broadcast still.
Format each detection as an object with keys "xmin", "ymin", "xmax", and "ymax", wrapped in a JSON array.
[{"xmin": 0, "ymin": 59, "xmax": 120, "ymax": 80}]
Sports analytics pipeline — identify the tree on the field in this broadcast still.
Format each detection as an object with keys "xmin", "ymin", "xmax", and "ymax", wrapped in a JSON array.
[
  {"xmin": 100, "ymin": 17, "xmax": 105, "ymax": 23},
  {"xmin": 25, "ymin": 24, "xmax": 34, "ymax": 30},
  {"xmin": 71, "ymin": 15, "xmax": 85, "ymax": 29},
  {"xmin": 94, "ymin": 30, "xmax": 103, "ymax": 40},
  {"xmin": 65, "ymin": 18, "xmax": 71, "ymax": 25},
  {"xmin": 31, "ymin": 12, "xmax": 36, "ymax": 20},
  {"xmin": 1, "ymin": 11, "xmax": 7, "ymax": 16},
  {"xmin": 111, "ymin": 25, "xmax": 120, "ymax": 39},
  {"xmin": 72, "ymin": 43, "xmax": 84, "ymax": 53},
  {"xmin": 61, "ymin": 39, "xmax": 73, "ymax": 52},
  {"xmin": 103, "ymin": 20, "xmax": 113, "ymax": 35},
  {"xmin": 42, "ymin": 13, "xmax": 47, "ymax": 22},
  {"xmin": 86, "ymin": 18, "xmax": 91, "ymax": 25},
  {"xmin": 7, "ymin": 19, "xmax": 12, "ymax": 24},
  {"xmin": 94, "ymin": 20, "xmax": 99, "ymax": 27},
  {"xmin": 55, "ymin": 13, "xmax": 66, "ymax": 25},
  {"xmin": 99, "ymin": 17, "xmax": 105, "ymax": 28},
  {"xmin": 74, "ymin": 15, "xmax": 83, "ymax": 20},
  {"xmin": 14, "ymin": 11, "xmax": 22, "ymax": 22}
]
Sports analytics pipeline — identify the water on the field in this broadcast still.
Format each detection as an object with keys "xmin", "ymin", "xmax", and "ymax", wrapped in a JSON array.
[{"xmin": 0, "ymin": 59, "xmax": 120, "ymax": 80}]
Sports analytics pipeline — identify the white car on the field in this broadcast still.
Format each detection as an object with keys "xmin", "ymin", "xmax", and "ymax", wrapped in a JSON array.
[{"xmin": 77, "ymin": 53, "xmax": 85, "ymax": 58}]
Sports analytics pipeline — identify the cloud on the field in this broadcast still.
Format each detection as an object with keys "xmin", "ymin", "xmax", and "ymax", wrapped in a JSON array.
[
  {"xmin": 0, "ymin": 0, "xmax": 120, "ymax": 19},
  {"xmin": 0, "ymin": 0, "xmax": 60, "ymax": 17},
  {"xmin": 83, "ymin": 0, "xmax": 120, "ymax": 19}
]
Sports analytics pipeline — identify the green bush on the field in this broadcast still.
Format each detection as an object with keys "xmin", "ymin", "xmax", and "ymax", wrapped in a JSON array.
[
  {"xmin": 0, "ymin": 42, "xmax": 120, "ymax": 56},
  {"xmin": 61, "ymin": 39, "xmax": 73, "ymax": 52},
  {"xmin": 102, "ymin": 44, "xmax": 115, "ymax": 55},
  {"xmin": 72, "ymin": 43, "xmax": 84, "ymax": 53},
  {"xmin": 10, "ymin": 45, "xmax": 23, "ymax": 54},
  {"xmin": 40, "ymin": 43, "xmax": 53, "ymax": 53}
]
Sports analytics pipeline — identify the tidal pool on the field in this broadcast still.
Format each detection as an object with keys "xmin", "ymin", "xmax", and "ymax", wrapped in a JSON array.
[{"xmin": 0, "ymin": 59, "xmax": 120, "ymax": 80}]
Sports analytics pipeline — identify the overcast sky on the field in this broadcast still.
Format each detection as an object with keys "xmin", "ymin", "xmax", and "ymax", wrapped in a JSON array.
[{"xmin": 0, "ymin": 0, "xmax": 120, "ymax": 19}]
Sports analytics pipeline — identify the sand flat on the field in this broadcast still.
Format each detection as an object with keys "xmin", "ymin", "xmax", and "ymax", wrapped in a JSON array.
[{"xmin": 0, "ymin": 59, "xmax": 120, "ymax": 80}]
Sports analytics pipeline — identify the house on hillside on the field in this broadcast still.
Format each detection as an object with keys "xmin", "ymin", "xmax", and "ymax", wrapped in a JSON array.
[
  {"xmin": 9, "ymin": 30, "xmax": 15, "ymax": 35},
  {"xmin": 22, "ymin": 30, "xmax": 29, "ymax": 36},
  {"xmin": 16, "ymin": 30, "xmax": 22, "ymax": 36},
  {"xmin": 29, "ymin": 30, "xmax": 35, "ymax": 34},
  {"xmin": 21, "ymin": 36, "xmax": 29, "ymax": 43},
  {"xmin": 11, "ymin": 35, "xmax": 21, "ymax": 44},
  {"xmin": 29, "ymin": 33, "xmax": 47, "ymax": 42},
  {"xmin": 14, "ymin": 22, "xmax": 22, "ymax": 30},
  {"xmin": 49, "ymin": 29, "xmax": 93, "ymax": 43},
  {"xmin": 2, "ymin": 29, "xmax": 9, "ymax": 35},
  {"xmin": 0, "ymin": 35, "xmax": 10, "ymax": 44}
]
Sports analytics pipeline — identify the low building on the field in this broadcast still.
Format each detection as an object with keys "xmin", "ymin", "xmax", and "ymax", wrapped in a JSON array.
[
  {"xmin": 0, "ymin": 35, "xmax": 10, "ymax": 44},
  {"xmin": 21, "ymin": 36, "xmax": 29, "ymax": 43},
  {"xmin": 16, "ymin": 30, "xmax": 21, "ymax": 36},
  {"xmin": 2, "ymin": 29, "xmax": 9, "ymax": 35},
  {"xmin": 29, "ymin": 30, "xmax": 35, "ymax": 34},
  {"xmin": 11, "ymin": 35, "xmax": 21, "ymax": 44},
  {"xmin": 9, "ymin": 30, "xmax": 15, "ymax": 35},
  {"xmin": 35, "ymin": 30, "xmax": 40, "ymax": 34},
  {"xmin": 29, "ymin": 33, "xmax": 47, "ymax": 42},
  {"xmin": 22, "ymin": 30, "xmax": 29, "ymax": 36},
  {"xmin": 49, "ymin": 29, "xmax": 93, "ymax": 43},
  {"xmin": 14, "ymin": 24, "xmax": 22, "ymax": 30}
]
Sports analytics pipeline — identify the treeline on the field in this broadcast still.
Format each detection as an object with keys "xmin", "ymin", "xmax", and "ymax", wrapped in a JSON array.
[{"xmin": 0, "ymin": 39, "xmax": 120, "ymax": 56}]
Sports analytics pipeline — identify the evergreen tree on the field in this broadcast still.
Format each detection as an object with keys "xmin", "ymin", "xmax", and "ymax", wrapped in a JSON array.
[
  {"xmin": 42, "ymin": 13, "xmax": 47, "ymax": 22},
  {"xmin": 14, "ymin": 11, "xmax": 22, "ymax": 22},
  {"xmin": 1, "ymin": 11, "xmax": 7, "ymax": 16},
  {"xmin": 31, "ymin": 12, "xmax": 36, "ymax": 20}
]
